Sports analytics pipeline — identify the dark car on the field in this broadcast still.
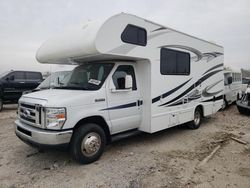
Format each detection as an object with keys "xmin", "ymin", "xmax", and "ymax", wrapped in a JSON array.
[{"xmin": 0, "ymin": 70, "xmax": 43, "ymax": 111}]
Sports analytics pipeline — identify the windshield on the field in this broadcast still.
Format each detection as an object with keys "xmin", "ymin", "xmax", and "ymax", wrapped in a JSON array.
[
  {"xmin": 38, "ymin": 71, "xmax": 72, "ymax": 89},
  {"xmin": 54, "ymin": 62, "xmax": 114, "ymax": 90},
  {"xmin": 0, "ymin": 71, "xmax": 10, "ymax": 78}
]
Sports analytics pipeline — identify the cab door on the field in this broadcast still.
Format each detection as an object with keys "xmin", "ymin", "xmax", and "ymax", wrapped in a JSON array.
[{"xmin": 106, "ymin": 64, "xmax": 142, "ymax": 134}]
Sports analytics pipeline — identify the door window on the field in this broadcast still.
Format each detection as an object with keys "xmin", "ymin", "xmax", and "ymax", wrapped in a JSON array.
[
  {"xmin": 26, "ymin": 72, "xmax": 42, "ymax": 81},
  {"xmin": 14, "ymin": 72, "xmax": 25, "ymax": 81},
  {"xmin": 112, "ymin": 65, "xmax": 137, "ymax": 90}
]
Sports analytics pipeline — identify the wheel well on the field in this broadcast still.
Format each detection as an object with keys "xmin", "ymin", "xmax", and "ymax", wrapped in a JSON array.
[
  {"xmin": 223, "ymin": 95, "xmax": 227, "ymax": 101},
  {"xmin": 73, "ymin": 116, "xmax": 111, "ymax": 144},
  {"xmin": 196, "ymin": 105, "xmax": 204, "ymax": 117}
]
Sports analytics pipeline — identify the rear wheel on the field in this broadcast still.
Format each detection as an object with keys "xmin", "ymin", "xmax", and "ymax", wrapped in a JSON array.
[
  {"xmin": 221, "ymin": 98, "xmax": 228, "ymax": 110},
  {"xmin": 187, "ymin": 107, "xmax": 202, "ymax": 129},
  {"xmin": 70, "ymin": 123, "xmax": 106, "ymax": 164}
]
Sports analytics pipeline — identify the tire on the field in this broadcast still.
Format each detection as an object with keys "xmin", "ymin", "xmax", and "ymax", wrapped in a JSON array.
[
  {"xmin": 187, "ymin": 107, "xmax": 202, "ymax": 129},
  {"xmin": 70, "ymin": 123, "xmax": 106, "ymax": 164},
  {"xmin": 0, "ymin": 99, "xmax": 3, "ymax": 112},
  {"xmin": 221, "ymin": 98, "xmax": 228, "ymax": 110}
]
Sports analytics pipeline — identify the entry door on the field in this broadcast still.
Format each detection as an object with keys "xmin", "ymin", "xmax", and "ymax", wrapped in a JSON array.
[{"xmin": 106, "ymin": 65, "xmax": 142, "ymax": 134}]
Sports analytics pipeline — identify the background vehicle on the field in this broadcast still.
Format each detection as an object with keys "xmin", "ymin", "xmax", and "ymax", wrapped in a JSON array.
[
  {"xmin": 241, "ymin": 77, "xmax": 250, "ymax": 94},
  {"xmin": 222, "ymin": 65, "xmax": 242, "ymax": 109},
  {"xmin": 0, "ymin": 71, "xmax": 42, "ymax": 111},
  {"xmin": 237, "ymin": 87, "xmax": 250, "ymax": 115},
  {"xmin": 15, "ymin": 13, "xmax": 224, "ymax": 164}
]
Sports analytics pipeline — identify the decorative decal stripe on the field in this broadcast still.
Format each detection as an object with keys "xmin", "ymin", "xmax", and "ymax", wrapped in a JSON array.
[
  {"xmin": 202, "ymin": 63, "xmax": 224, "ymax": 75},
  {"xmin": 152, "ymin": 78, "xmax": 192, "ymax": 103},
  {"xmin": 202, "ymin": 80, "xmax": 223, "ymax": 97},
  {"xmin": 168, "ymin": 96, "xmax": 202, "ymax": 107},
  {"xmin": 202, "ymin": 95, "xmax": 223, "ymax": 102},
  {"xmin": 152, "ymin": 96, "xmax": 161, "ymax": 104},
  {"xmin": 100, "ymin": 102, "xmax": 137, "ymax": 111},
  {"xmin": 159, "ymin": 45, "xmax": 223, "ymax": 62},
  {"xmin": 167, "ymin": 95, "xmax": 222, "ymax": 107},
  {"xmin": 203, "ymin": 52, "xmax": 223, "ymax": 57},
  {"xmin": 151, "ymin": 27, "xmax": 167, "ymax": 32},
  {"xmin": 160, "ymin": 45, "xmax": 203, "ymax": 62},
  {"xmin": 159, "ymin": 69, "xmax": 223, "ymax": 107}
]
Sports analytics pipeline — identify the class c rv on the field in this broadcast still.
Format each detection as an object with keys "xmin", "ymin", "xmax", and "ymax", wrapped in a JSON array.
[
  {"xmin": 222, "ymin": 65, "xmax": 242, "ymax": 109},
  {"xmin": 15, "ymin": 13, "xmax": 224, "ymax": 164}
]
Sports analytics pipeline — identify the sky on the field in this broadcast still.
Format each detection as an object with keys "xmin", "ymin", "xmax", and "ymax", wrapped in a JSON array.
[{"xmin": 0, "ymin": 0, "xmax": 250, "ymax": 74}]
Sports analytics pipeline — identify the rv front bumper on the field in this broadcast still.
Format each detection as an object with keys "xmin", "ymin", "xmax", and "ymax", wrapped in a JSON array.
[{"xmin": 14, "ymin": 120, "xmax": 73, "ymax": 148}]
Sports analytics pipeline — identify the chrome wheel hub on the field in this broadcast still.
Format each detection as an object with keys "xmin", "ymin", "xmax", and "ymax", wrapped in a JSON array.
[{"xmin": 81, "ymin": 132, "xmax": 101, "ymax": 157}]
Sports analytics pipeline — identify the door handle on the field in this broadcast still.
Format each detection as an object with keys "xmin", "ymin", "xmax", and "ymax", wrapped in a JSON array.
[{"xmin": 19, "ymin": 82, "xmax": 25, "ymax": 84}]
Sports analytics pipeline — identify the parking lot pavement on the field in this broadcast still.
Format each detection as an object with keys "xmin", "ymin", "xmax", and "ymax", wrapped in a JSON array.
[{"xmin": 0, "ymin": 104, "xmax": 250, "ymax": 188}]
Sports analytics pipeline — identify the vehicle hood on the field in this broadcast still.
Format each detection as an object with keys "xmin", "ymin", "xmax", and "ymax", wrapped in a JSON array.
[{"xmin": 20, "ymin": 89, "xmax": 104, "ymax": 107}]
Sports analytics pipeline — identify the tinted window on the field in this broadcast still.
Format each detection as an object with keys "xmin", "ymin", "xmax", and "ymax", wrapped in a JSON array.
[
  {"xmin": 160, "ymin": 48, "xmax": 190, "ymax": 75},
  {"xmin": 112, "ymin": 65, "xmax": 137, "ymax": 90},
  {"xmin": 14, "ymin": 72, "xmax": 25, "ymax": 81},
  {"xmin": 121, "ymin": 24, "xmax": 147, "ymax": 46},
  {"xmin": 26, "ymin": 72, "xmax": 42, "ymax": 81}
]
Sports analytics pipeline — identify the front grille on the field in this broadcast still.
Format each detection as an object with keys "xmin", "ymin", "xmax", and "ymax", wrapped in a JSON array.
[{"xmin": 19, "ymin": 102, "xmax": 44, "ymax": 128}]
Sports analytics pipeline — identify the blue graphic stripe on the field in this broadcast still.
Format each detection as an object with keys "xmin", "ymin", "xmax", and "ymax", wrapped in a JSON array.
[
  {"xmin": 152, "ymin": 78, "xmax": 192, "ymax": 103},
  {"xmin": 202, "ymin": 63, "xmax": 223, "ymax": 75},
  {"xmin": 100, "ymin": 102, "xmax": 137, "ymax": 111},
  {"xmin": 159, "ymin": 69, "xmax": 223, "ymax": 107}
]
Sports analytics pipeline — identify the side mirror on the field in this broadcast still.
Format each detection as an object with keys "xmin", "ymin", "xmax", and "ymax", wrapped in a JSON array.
[
  {"xmin": 6, "ymin": 75, "xmax": 14, "ymax": 81},
  {"xmin": 228, "ymin": 77, "xmax": 232, "ymax": 85},
  {"xmin": 125, "ymin": 75, "xmax": 133, "ymax": 89},
  {"xmin": 111, "ymin": 75, "xmax": 133, "ymax": 92}
]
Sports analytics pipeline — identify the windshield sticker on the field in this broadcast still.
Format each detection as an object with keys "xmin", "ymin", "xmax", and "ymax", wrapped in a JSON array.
[{"xmin": 88, "ymin": 79, "xmax": 101, "ymax": 85}]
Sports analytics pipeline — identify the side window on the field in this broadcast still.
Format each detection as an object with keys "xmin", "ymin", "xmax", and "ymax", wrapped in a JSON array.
[
  {"xmin": 14, "ymin": 72, "xmax": 25, "ymax": 81},
  {"xmin": 160, "ymin": 48, "xmax": 190, "ymax": 75},
  {"xmin": 26, "ymin": 72, "xmax": 42, "ymax": 81},
  {"xmin": 112, "ymin": 65, "xmax": 137, "ymax": 90},
  {"xmin": 121, "ymin": 24, "xmax": 147, "ymax": 46},
  {"xmin": 7, "ymin": 73, "xmax": 14, "ymax": 81}
]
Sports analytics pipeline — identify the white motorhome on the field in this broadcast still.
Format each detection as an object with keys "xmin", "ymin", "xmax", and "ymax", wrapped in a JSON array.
[
  {"xmin": 223, "ymin": 65, "xmax": 242, "ymax": 109},
  {"xmin": 15, "ymin": 13, "xmax": 224, "ymax": 164}
]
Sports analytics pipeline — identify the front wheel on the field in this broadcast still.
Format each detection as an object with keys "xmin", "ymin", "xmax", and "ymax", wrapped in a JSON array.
[
  {"xmin": 187, "ymin": 107, "xmax": 202, "ymax": 129},
  {"xmin": 70, "ymin": 123, "xmax": 106, "ymax": 164}
]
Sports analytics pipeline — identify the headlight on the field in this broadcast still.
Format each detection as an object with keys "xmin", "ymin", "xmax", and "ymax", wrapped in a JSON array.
[{"xmin": 45, "ymin": 108, "xmax": 66, "ymax": 130}]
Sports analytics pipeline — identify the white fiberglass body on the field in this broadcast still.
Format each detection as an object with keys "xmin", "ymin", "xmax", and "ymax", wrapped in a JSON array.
[
  {"xmin": 15, "ymin": 13, "xmax": 224, "ymax": 163},
  {"xmin": 223, "ymin": 65, "xmax": 242, "ymax": 106}
]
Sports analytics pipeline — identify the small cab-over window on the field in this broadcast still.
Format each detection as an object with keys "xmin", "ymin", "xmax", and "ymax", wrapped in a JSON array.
[
  {"xmin": 160, "ymin": 48, "xmax": 190, "ymax": 75},
  {"xmin": 121, "ymin": 24, "xmax": 147, "ymax": 46}
]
